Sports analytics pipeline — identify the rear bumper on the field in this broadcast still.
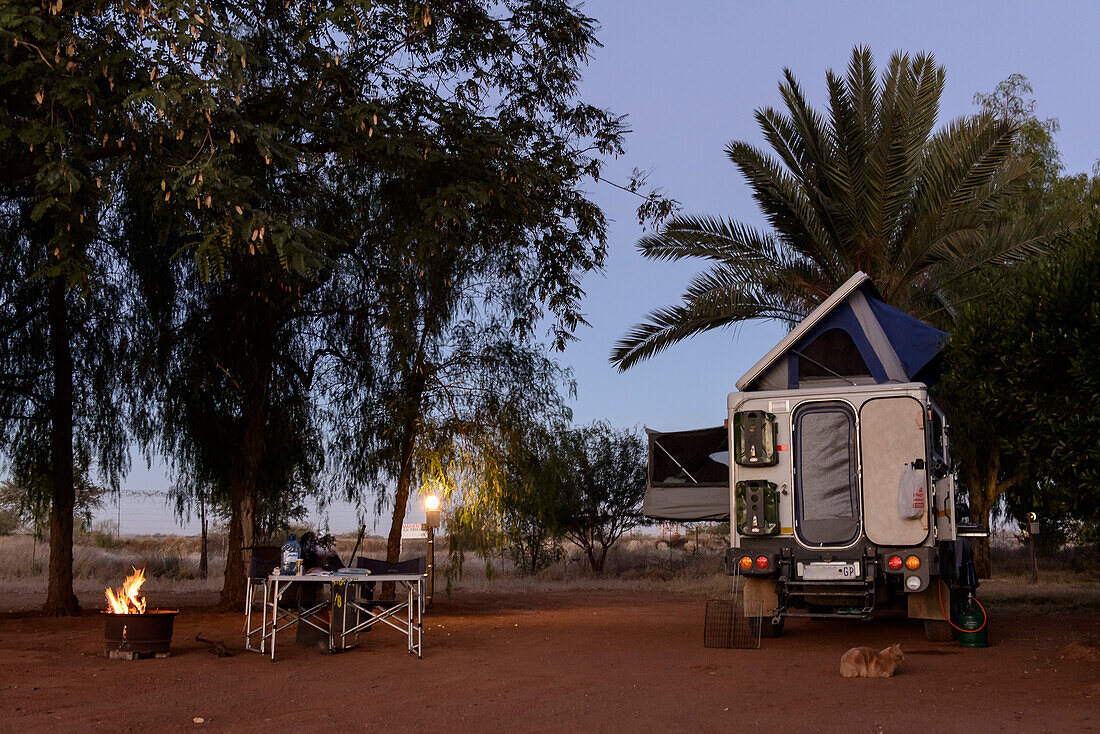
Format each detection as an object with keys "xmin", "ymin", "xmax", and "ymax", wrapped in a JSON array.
[{"xmin": 727, "ymin": 541, "xmax": 937, "ymax": 592}]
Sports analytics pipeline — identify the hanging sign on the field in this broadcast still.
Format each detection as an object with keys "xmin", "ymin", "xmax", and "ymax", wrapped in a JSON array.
[{"xmin": 401, "ymin": 523, "xmax": 428, "ymax": 539}]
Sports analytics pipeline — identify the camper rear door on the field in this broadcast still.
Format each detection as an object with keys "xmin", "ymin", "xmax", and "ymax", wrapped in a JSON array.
[{"xmin": 860, "ymin": 396, "xmax": 929, "ymax": 546}]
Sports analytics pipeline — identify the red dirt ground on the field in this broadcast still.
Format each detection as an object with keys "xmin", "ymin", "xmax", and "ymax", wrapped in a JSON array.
[{"xmin": 2, "ymin": 590, "xmax": 1098, "ymax": 733}]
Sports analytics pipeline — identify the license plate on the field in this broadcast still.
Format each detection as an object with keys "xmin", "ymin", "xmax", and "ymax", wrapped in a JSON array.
[{"xmin": 798, "ymin": 561, "xmax": 861, "ymax": 580}]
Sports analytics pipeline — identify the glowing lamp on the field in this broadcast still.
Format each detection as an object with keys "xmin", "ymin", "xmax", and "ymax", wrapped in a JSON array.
[
  {"xmin": 905, "ymin": 555, "xmax": 921, "ymax": 570},
  {"xmin": 425, "ymin": 494, "xmax": 441, "ymax": 528}
]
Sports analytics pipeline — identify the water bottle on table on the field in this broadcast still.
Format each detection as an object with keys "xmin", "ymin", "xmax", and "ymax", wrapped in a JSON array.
[{"xmin": 281, "ymin": 534, "xmax": 302, "ymax": 575}]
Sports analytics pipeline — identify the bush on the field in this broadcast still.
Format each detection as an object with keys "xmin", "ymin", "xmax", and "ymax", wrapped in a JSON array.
[{"xmin": 0, "ymin": 510, "xmax": 21, "ymax": 535}]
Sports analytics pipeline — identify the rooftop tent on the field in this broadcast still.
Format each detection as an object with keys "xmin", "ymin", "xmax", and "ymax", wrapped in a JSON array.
[
  {"xmin": 735, "ymin": 272, "xmax": 948, "ymax": 392},
  {"xmin": 643, "ymin": 426, "xmax": 730, "ymax": 521}
]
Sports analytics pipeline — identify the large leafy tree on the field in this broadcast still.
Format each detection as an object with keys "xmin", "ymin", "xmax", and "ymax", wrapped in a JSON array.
[
  {"xmin": 611, "ymin": 46, "xmax": 1063, "ymax": 370},
  {"xmin": 316, "ymin": 0, "xmax": 631, "ymax": 568},
  {"xmin": 122, "ymin": 1, "xmax": 354, "ymax": 609},
  {"xmin": 447, "ymin": 420, "xmax": 647, "ymax": 576},
  {"xmin": 421, "ymin": 341, "xmax": 576, "ymax": 578},
  {"xmin": 3, "ymin": 0, "xmax": 658, "ymax": 611},
  {"xmin": 125, "ymin": 0, "xmax": 636, "ymax": 603},
  {"xmin": 937, "ymin": 76, "xmax": 1098, "ymax": 576},
  {"xmin": 0, "ymin": 0, "xmax": 215, "ymax": 614},
  {"xmin": 942, "ymin": 225, "xmax": 1100, "ymax": 574}
]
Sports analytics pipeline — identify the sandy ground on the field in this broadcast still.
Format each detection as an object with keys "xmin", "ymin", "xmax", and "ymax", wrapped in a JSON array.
[{"xmin": 2, "ymin": 589, "xmax": 1099, "ymax": 733}]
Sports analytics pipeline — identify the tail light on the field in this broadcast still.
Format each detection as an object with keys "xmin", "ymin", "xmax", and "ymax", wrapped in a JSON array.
[
  {"xmin": 755, "ymin": 556, "xmax": 769, "ymax": 570},
  {"xmin": 739, "ymin": 556, "xmax": 753, "ymax": 571},
  {"xmin": 905, "ymin": 555, "xmax": 921, "ymax": 570},
  {"xmin": 887, "ymin": 555, "xmax": 903, "ymax": 570}
]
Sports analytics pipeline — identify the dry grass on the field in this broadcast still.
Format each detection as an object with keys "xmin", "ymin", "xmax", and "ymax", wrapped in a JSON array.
[
  {"xmin": 0, "ymin": 532, "xmax": 225, "ymax": 583},
  {"xmin": 441, "ymin": 534, "xmax": 732, "ymax": 596},
  {"xmin": 3, "ymin": 529, "xmax": 1097, "ymax": 614},
  {"xmin": 982, "ymin": 535, "xmax": 1100, "ymax": 611},
  {"xmin": 980, "ymin": 575, "xmax": 1100, "ymax": 612}
]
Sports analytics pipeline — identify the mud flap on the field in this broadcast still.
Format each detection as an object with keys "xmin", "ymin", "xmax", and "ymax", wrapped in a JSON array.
[
  {"xmin": 743, "ymin": 576, "xmax": 779, "ymax": 616},
  {"xmin": 907, "ymin": 583, "xmax": 947, "ymax": 621}
]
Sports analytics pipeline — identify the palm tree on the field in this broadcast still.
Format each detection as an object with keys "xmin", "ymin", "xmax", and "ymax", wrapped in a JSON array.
[{"xmin": 611, "ymin": 47, "xmax": 1066, "ymax": 371}]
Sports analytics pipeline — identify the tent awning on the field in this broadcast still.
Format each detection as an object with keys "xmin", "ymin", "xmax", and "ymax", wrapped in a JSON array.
[{"xmin": 643, "ymin": 426, "xmax": 730, "ymax": 521}]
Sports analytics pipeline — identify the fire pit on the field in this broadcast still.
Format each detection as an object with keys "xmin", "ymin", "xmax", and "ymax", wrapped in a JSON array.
[{"xmin": 103, "ymin": 567, "xmax": 179, "ymax": 660}]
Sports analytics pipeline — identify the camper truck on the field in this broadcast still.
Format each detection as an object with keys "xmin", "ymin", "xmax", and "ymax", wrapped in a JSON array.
[{"xmin": 643, "ymin": 273, "xmax": 983, "ymax": 640}]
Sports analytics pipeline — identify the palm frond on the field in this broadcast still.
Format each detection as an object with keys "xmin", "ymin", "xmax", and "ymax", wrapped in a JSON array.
[
  {"xmin": 636, "ymin": 216, "xmax": 777, "ymax": 265},
  {"xmin": 609, "ymin": 271, "xmax": 806, "ymax": 371},
  {"xmin": 724, "ymin": 141, "xmax": 838, "ymax": 278}
]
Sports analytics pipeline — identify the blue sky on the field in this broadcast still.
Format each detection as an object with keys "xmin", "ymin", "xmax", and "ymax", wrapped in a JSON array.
[{"xmin": 110, "ymin": 0, "xmax": 1100, "ymax": 534}]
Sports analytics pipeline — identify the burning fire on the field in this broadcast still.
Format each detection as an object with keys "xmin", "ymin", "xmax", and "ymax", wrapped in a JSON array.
[{"xmin": 105, "ymin": 567, "xmax": 148, "ymax": 614}]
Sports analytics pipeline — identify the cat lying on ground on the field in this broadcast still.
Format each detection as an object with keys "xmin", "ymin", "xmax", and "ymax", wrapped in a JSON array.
[{"xmin": 840, "ymin": 643, "xmax": 904, "ymax": 678}]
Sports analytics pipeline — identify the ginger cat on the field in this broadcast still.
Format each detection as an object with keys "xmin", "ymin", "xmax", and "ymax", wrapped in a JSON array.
[{"xmin": 839, "ymin": 643, "xmax": 904, "ymax": 678}]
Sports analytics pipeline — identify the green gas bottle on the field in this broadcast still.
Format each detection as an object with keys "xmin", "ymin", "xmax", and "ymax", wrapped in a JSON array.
[{"xmin": 955, "ymin": 599, "xmax": 988, "ymax": 648}]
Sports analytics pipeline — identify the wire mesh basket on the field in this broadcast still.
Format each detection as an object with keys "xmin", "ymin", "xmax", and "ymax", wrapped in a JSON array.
[{"xmin": 704, "ymin": 575, "xmax": 763, "ymax": 649}]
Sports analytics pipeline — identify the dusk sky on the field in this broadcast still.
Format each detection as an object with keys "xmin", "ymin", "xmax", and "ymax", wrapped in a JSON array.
[{"xmin": 114, "ymin": 0, "xmax": 1100, "ymax": 534}]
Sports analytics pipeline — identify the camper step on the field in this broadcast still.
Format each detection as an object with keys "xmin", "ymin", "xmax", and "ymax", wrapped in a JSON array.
[
  {"xmin": 781, "ymin": 608, "xmax": 874, "ymax": 620},
  {"xmin": 783, "ymin": 580, "xmax": 875, "ymax": 593}
]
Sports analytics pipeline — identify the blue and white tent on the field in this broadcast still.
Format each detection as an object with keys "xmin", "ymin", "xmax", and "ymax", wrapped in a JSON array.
[{"xmin": 735, "ymin": 271, "xmax": 947, "ymax": 392}]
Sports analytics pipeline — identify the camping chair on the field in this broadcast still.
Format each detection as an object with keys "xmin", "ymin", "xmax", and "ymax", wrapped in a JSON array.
[
  {"xmin": 341, "ymin": 556, "xmax": 427, "ymax": 657},
  {"xmin": 353, "ymin": 556, "xmax": 427, "ymax": 616},
  {"xmin": 244, "ymin": 545, "xmax": 280, "ymax": 653}
]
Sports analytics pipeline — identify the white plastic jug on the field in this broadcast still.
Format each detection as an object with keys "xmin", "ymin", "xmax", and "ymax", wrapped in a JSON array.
[{"xmin": 896, "ymin": 463, "xmax": 926, "ymax": 520}]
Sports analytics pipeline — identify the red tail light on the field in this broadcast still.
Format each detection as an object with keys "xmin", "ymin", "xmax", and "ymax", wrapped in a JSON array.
[
  {"xmin": 887, "ymin": 555, "xmax": 903, "ymax": 570},
  {"xmin": 755, "ymin": 556, "xmax": 769, "ymax": 570}
]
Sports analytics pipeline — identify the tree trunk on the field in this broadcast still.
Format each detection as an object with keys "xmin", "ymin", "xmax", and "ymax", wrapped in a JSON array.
[
  {"xmin": 586, "ymin": 545, "xmax": 607, "ymax": 573},
  {"xmin": 199, "ymin": 494, "xmax": 209, "ymax": 580},
  {"xmin": 216, "ymin": 277, "xmax": 273, "ymax": 611},
  {"xmin": 966, "ymin": 448, "xmax": 999, "ymax": 580},
  {"xmin": 1027, "ymin": 531, "xmax": 1038, "ymax": 584},
  {"xmin": 382, "ymin": 373, "xmax": 427, "ymax": 601},
  {"xmin": 385, "ymin": 411, "xmax": 420, "ymax": 570},
  {"xmin": 386, "ymin": 373, "xmax": 427, "ymax": 566},
  {"xmin": 44, "ymin": 278, "xmax": 80, "ymax": 616},
  {"xmin": 217, "ymin": 395, "xmax": 266, "ymax": 610},
  {"xmin": 218, "ymin": 482, "xmax": 256, "ymax": 610},
  {"xmin": 528, "ymin": 538, "xmax": 540, "ymax": 575},
  {"xmin": 581, "ymin": 538, "xmax": 610, "ymax": 574},
  {"xmin": 217, "ymin": 358, "xmax": 269, "ymax": 610}
]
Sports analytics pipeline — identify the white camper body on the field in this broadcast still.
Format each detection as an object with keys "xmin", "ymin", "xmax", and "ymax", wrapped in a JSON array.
[
  {"xmin": 725, "ymin": 382, "xmax": 969, "ymax": 638},
  {"xmin": 642, "ymin": 273, "xmax": 982, "ymax": 640}
]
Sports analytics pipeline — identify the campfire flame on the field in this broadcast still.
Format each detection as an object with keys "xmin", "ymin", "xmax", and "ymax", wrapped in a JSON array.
[{"xmin": 105, "ymin": 567, "xmax": 147, "ymax": 614}]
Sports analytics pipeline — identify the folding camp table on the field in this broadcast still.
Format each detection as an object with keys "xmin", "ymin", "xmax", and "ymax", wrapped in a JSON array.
[{"xmin": 252, "ymin": 571, "xmax": 424, "ymax": 660}]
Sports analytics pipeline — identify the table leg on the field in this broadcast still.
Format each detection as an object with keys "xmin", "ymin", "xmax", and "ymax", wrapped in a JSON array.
[
  {"xmin": 340, "ymin": 581, "xmax": 348, "ymax": 650},
  {"xmin": 328, "ymin": 580, "xmax": 335, "ymax": 653},
  {"xmin": 270, "ymin": 579, "xmax": 278, "ymax": 661},
  {"xmin": 261, "ymin": 579, "xmax": 269, "ymax": 654},
  {"xmin": 407, "ymin": 582, "xmax": 414, "ymax": 654}
]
